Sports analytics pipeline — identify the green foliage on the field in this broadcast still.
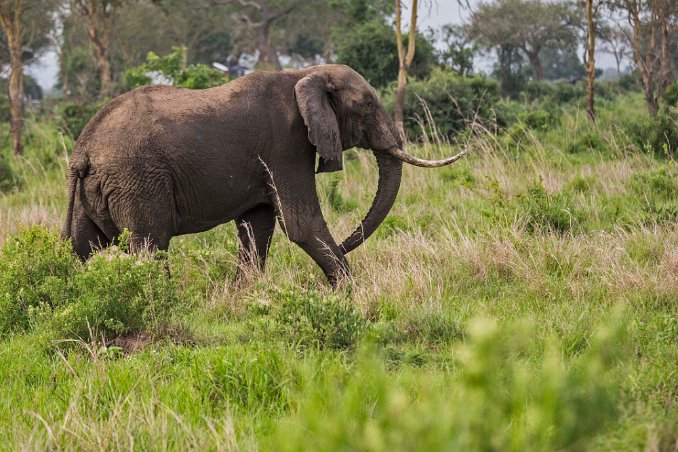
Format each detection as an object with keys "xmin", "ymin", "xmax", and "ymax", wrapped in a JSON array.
[
  {"xmin": 335, "ymin": 20, "xmax": 435, "ymax": 88},
  {"xmin": 0, "ymin": 157, "xmax": 20, "ymax": 193},
  {"xmin": 124, "ymin": 47, "xmax": 227, "ymax": 90},
  {"xmin": 382, "ymin": 68, "xmax": 501, "ymax": 139},
  {"xmin": 60, "ymin": 102, "xmax": 104, "ymax": 139},
  {"xmin": 326, "ymin": 174, "xmax": 358, "ymax": 213},
  {"xmin": 522, "ymin": 109, "xmax": 560, "ymax": 131},
  {"xmin": 628, "ymin": 167, "xmax": 678, "ymax": 224},
  {"xmin": 0, "ymin": 95, "xmax": 10, "ymax": 123},
  {"xmin": 568, "ymin": 131, "xmax": 606, "ymax": 154},
  {"xmin": 518, "ymin": 182, "xmax": 583, "ymax": 233},
  {"xmin": 437, "ymin": 24, "xmax": 476, "ymax": 76},
  {"xmin": 42, "ymin": 248, "xmax": 178, "ymax": 340},
  {"xmin": 625, "ymin": 109, "xmax": 678, "ymax": 157},
  {"xmin": 0, "ymin": 226, "xmax": 79, "ymax": 337},
  {"xmin": 662, "ymin": 81, "xmax": 678, "ymax": 107},
  {"xmin": 269, "ymin": 318, "xmax": 625, "ymax": 451},
  {"xmin": 202, "ymin": 346, "xmax": 298, "ymax": 415},
  {"xmin": 273, "ymin": 287, "xmax": 366, "ymax": 350},
  {"xmin": 0, "ymin": 227, "xmax": 179, "ymax": 341},
  {"xmin": 524, "ymin": 81, "xmax": 585, "ymax": 104}
]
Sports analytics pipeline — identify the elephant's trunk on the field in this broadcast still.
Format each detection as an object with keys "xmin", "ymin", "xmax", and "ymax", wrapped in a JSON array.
[{"xmin": 339, "ymin": 151, "xmax": 402, "ymax": 254}]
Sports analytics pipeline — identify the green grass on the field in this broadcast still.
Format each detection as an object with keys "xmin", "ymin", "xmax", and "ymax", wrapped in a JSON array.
[{"xmin": 0, "ymin": 94, "xmax": 676, "ymax": 450}]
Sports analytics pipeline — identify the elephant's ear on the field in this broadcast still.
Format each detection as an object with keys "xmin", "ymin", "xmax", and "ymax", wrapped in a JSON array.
[{"xmin": 294, "ymin": 72, "xmax": 343, "ymax": 173}]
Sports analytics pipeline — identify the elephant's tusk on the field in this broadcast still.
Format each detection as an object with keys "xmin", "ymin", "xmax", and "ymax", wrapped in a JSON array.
[{"xmin": 386, "ymin": 146, "xmax": 468, "ymax": 168}]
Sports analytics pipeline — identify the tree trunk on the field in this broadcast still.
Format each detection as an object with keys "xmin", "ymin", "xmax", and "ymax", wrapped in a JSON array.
[
  {"xmin": 644, "ymin": 82, "xmax": 659, "ymax": 116},
  {"xmin": 585, "ymin": 0, "xmax": 596, "ymax": 122},
  {"xmin": 97, "ymin": 50, "xmax": 111, "ymax": 97},
  {"xmin": 614, "ymin": 51, "xmax": 621, "ymax": 77},
  {"xmin": 256, "ymin": 21, "xmax": 281, "ymax": 70},
  {"xmin": 526, "ymin": 51, "xmax": 544, "ymax": 82},
  {"xmin": 6, "ymin": 24, "xmax": 24, "ymax": 155},
  {"xmin": 628, "ymin": 3, "xmax": 660, "ymax": 116},
  {"xmin": 658, "ymin": 7, "xmax": 671, "ymax": 97},
  {"xmin": 84, "ymin": 5, "xmax": 113, "ymax": 99},
  {"xmin": 394, "ymin": 0, "xmax": 418, "ymax": 141}
]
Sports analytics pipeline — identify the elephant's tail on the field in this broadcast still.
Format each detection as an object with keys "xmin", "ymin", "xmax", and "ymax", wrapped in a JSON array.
[{"xmin": 62, "ymin": 152, "xmax": 89, "ymax": 240}]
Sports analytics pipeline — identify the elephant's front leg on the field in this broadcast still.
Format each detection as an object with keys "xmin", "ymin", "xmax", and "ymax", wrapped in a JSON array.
[{"xmin": 271, "ymin": 173, "xmax": 351, "ymax": 288}]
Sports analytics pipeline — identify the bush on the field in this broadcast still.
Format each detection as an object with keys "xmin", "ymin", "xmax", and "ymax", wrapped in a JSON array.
[
  {"xmin": 0, "ymin": 227, "xmax": 79, "ymax": 337},
  {"xmin": 518, "ymin": 182, "xmax": 583, "ymax": 233},
  {"xmin": 628, "ymin": 167, "xmax": 678, "ymax": 224},
  {"xmin": 382, "ymin": 68, "xmax": 502, "ymax": 140},
  {"xmin": 269, "ymin": 317, "xmax": 625, "ymax": 451},
  {"xmin": 124, "ymin": 47, "xmax": 227, "ymax": 90},
  {"xmin": 0, "ymin": 157, "xmax": 20, "ymax": 193},
  {"xmin": 335, "ymin": 20, "xmax": 435, "ymax": 89},
  {"xmin": 625, "ymin": 109, "xmax": 678, "ymax": 157},
  {"xmin": 662, "ymin": 81, "xmax": 678, "ymax": 107},
  {"xmin": 0, "ymin": 227, "xmax": 180, "ymax": 341},
  {"xmin": 42, "ymin": 247, "xmax": 179, "ymax": 340},
  {"xmin": 522, "ymin": 109, "xmax": 560, "ymax": 131},
  {"xmin": 61, "ymin": 102, "xmax": 103, "ymax": 140},
  {"xmin": 524, "ymin": 81, "xmax": 584, "ymax": 105},
  {"xmin": 567, "ymin": 131, "xmax": 606, "ymax": 154},
  {"xmin": 273, "ymin": 287, "xmax": 366, "ymax": 350}
]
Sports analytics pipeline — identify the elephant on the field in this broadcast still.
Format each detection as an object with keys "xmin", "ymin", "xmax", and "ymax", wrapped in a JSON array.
[{"xmin": 62, "ymin": 64, "xmax": 466, "ymax": 287}]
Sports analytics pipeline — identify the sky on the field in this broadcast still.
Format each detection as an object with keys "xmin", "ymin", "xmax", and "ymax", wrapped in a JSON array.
[{"xmin": 26, "ymin": 0, "xmax": 619, "ymax": 92}]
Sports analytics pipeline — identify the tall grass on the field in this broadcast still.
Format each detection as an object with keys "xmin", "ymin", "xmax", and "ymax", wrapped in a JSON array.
[{"xmin": 0, "ymin": 93, "xmax": 676, "ymax": 449}]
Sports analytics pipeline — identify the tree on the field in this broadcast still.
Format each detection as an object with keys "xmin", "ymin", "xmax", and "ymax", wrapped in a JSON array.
[
  {"xmin": 492, "ymin": 44, "xmax": 529, "ymax": 97},
  {"xmin": 217, "ymin": 0, "xmax": 301, "ymax": 70},
  {"xmin": 0, "ymin": 0, "xmax": 53, "ymax": 155},
  {"xmin": 599, "ymin": 23, "xmax": 631, "ymax": 76},
  {"xmin": 70, "ymin": 0, "xmax": 130, "ymax": 98},
  {"xmin": 468, "ymin": 0, "xmax": 578, "ymax": 81},
  {"xmin": 437, "ymin": 24, "xmax": 476, "ymax": 76},
  {"xmin": 609, "ymin": 0, "xmax": 676, "ymax": 115},
  {"xmin": 394, "ymin": 0, "xmax": 419, "ymax": 138},
  {"xmin": 335, "ymin": 20, "xmax": 434, "ymax": 88},
  {"xmin": 540, "ymin": 46, "xmax": 586, "ymax": 80},
  {"xmin": 585, "ymin": 0, "xmax": 597, "ymax": 122}
]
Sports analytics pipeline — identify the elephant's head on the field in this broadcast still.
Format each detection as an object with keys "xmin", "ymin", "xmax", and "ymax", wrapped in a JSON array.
[{"xmin": 295, "ymin": 64, "xmax": 466, "ymax": 254}]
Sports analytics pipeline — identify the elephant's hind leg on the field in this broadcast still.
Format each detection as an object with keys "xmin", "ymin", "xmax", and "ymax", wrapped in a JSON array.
[
  {"xmin": 70, "ymin": 199, "xmax": 111, "ymax": 260},
  {"xmin": 236, "ymin": 204, "xmax": 276, "ymax": 284}
]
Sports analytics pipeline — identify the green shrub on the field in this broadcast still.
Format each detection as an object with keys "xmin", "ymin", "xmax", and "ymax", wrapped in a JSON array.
[
  {"xmin": 523, "ymin": 109, "xmax": 560, "ymax": 131},
  {"xmin": 628, "ymin": 167, "xmax": 678, "ymax": 224},
  {"xmin": 625, "ymin": 109, "xmax": 678, "ymax": 157},
  {"xmin": 61, "ymin": 102, "xmax": 103, "ymax": 140},
  {"xmin": 41, "ymin": 248, "xmax": 179, "ymax": 340},
  {"xmin": 382, "ymin": 68, "xmax": 502, "ymax": 140},
  {"xmin": 124, "ymin": 47, "xmax": 227, "ymax": 90},
  {"xmin": 0, "ymin": 226, "xmax": 79, "ymax": 337},
  {"xmin": 518, "ymin": 182, "xmax": 583, "ymax": 233},
  {"xmin": 268, "ymin": 317, "xmax": 625, "ymax": 451},
  {"xmin": 273, "ymin": 287, "xmax": 365, "ymax": 350},
  {"xmin": 524, "ymin": 81, "xmax": 584, "ymax": 105},
  {"xmin": 568, "ymin": 131, "xmax": 606, "ymax": 154},
  {"xmin": 0, "ymin": 157, "xmax": 20, "ymax": 193},
  {"xmin": 662, "ymin": 81, "xmax": 678, "ymax": 107}
]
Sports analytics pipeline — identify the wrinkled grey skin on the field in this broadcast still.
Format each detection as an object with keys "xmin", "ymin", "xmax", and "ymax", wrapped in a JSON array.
[{"xmin": 62, "ymin": 65, "xmax": 409, "ymax": 287}]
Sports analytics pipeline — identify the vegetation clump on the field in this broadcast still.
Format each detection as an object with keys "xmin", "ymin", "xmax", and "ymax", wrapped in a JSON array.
[
  {"xmin": 273, "ymin": 287, "xmax": 366, "ymax": 350},
  {"xmin": 0, "ymin": 227, "xmax": 180, "ymax": 341}
]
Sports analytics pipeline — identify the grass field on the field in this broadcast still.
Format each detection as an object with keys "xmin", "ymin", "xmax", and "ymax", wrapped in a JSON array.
[{"xmin": 0, "ymin": 93, "xmax": 676, "ymax": 450}]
